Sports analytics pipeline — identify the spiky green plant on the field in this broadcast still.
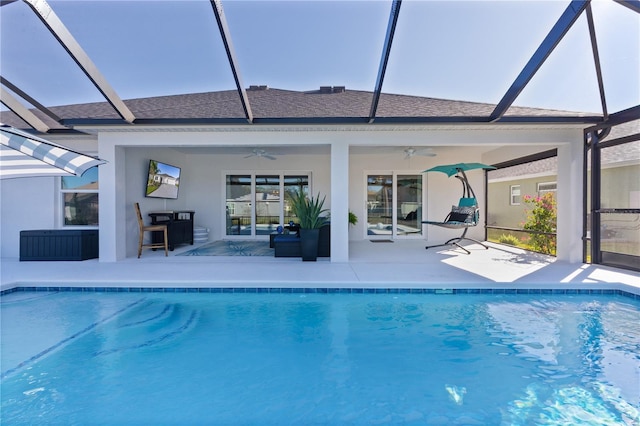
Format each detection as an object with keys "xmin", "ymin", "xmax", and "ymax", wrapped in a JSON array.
[
  {"xmin": 290, "ymin": 192, "xmax": 329, "ymax": 229},
  {"xmin": 348, "ymin": 210, "xmax": 358, "ymax": 226}
]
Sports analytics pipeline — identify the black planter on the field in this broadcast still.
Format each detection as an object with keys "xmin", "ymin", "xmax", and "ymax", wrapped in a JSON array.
[{"xmin": 299, "ymin": 228, "xmax": 319, "ymax": 261}]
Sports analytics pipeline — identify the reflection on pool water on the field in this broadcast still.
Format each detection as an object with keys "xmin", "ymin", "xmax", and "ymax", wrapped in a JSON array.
[{"xmin": 1, "ymin": 291, "xmax": 639, "ymax": 425}]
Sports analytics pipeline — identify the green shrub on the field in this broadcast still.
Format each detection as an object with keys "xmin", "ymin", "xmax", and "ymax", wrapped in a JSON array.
[
  {"xmin": 498, "ymin": 234, "xmax": 520, "ymax": 246},
  {"xmin": 522, "ymin": 192, "xmax": 557, "ymax": 255}
]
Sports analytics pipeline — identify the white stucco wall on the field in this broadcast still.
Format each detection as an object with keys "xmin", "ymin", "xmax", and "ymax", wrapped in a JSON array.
[{"xmin": 0, "ymin": 177, "xmax": 57, "ymax": 259}]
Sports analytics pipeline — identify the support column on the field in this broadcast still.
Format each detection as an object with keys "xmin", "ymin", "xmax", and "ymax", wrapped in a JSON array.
[
  {"xmin": 330, "ymin": 142, "xmax": 349, "ymax": 262},
  {"xmin": 98, "ymin": 139, "xmax": 126, "ymax": 261},
  {"xmin": 556, "ymin": 139, "xmax": 584, "ymax": 263}
]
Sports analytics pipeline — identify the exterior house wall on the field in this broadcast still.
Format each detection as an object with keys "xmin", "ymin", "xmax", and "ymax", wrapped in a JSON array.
[
  {"xmin": 0, "ymin": 125, "xmax": 586, "ymax": 262},
  {"xmin": 0, "ymin": 177, "xmax": 56, "ymax": 258},
  {"xmin": 487, "ymin": 175, "xmax": 556, "ymax": 229},
  {"xmin": 125, "ymin": 147, "xmax": 332, "ymax": 259},
  {"xmin": 348, "ymin": 146, "xmax": 490, "ymax": 243},
  {"xmin": 601, "ymin": 163, "xmax": 640, "ymax": 209},
  {"xmin": 488, "ymin": 163, "xmax": 639, "ymax": 231}
]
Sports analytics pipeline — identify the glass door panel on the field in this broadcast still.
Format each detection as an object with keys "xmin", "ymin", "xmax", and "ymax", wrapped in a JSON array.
[
  {"xmin": 367, "ymin": 175, "xmax": 393, "ymax": 236},
  {"xmin": 397, "ymin": 175, "xmax": 422, "ymax": 236},
  {"xmin": 255, "ymin": 175, "xmax": 280, "ymax": 235},
  {"xmin": 284, "ymin": 175, "xmax": 309, "ymax": 225},
  {"xmin": 226, "ymin": 173, "xmax": 310, "ymax": 238},
  {"xmin": 226, "ymin": 175, "xmax": 252, "ymax": 236}
]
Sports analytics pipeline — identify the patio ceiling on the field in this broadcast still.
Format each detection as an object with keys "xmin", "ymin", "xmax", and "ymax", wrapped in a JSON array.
[{"xmin": 0, "ymin": 0, "xmax": 638, "ymax": 135}]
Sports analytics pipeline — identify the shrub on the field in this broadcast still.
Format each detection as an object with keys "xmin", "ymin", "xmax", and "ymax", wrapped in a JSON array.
[
  {"xmin": 522, "ymin": 192, "xmax": 557, "ymax": 255},
  {"xmin": 498, "ymin": 233, "xmax": 520, "ymax": 246}
]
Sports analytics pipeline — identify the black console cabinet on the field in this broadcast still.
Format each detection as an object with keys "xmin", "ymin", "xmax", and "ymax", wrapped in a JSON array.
[{"xmin": 149, "ymin": 211, "xmax": 195, "ymax": 251}]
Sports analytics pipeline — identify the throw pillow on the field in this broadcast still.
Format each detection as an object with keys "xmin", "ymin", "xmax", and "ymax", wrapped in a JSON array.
[{"xmin": 448, "ymin": 212, "xmax": 469, "ymax": 223}]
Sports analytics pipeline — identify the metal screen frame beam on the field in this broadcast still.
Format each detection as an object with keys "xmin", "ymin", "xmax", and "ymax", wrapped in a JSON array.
[
  {"xmin": 489, "ymin": 0, "xmax": 589, "ymax": 122},
  {"xmin": 369, "ymin": 0, "xmax": 402, "ymax": 123},
  {"xmin": 1, "ymin": 76, "xmax": 62, "ymax": 123},
  {"xmin": 613, "ymin": 0, "xmax": 640, "ymax": 14},
  {"xmin": 585, "ymin": 104, "xmax": 640, "ymax": 132},
  {"xmin": 23, "ymin": 0, "xmax": 135, "ymax": 123},
  {"xmin": 585, "ymin": 4, "xmax": 608, "ymax": 120},
  {"xmin": 210, "ymin": 0, "xmax": 253, "ymax": 123},
  {"xmin": 0, "ymin": 86, "xmax": 50, "ymax": 132},
  {"xmin": 61, "ymin": 114, "xmax": 602, "ymax": 127}
]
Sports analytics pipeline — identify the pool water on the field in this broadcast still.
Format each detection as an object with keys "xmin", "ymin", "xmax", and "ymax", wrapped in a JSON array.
[{"xmin": 1, "ymin": 291, "xmax": 639, "ymax": 425}]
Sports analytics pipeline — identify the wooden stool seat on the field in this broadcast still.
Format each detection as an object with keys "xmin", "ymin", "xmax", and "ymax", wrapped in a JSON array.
[{"xmin": 135, "ymin": 202, "xmax": 168, "ymax": 258}]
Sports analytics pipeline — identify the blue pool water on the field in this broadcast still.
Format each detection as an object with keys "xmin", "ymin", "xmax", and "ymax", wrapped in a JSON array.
[{"xmin": 1, "ymin": 290, "xmax": 639, "ymax": 425}]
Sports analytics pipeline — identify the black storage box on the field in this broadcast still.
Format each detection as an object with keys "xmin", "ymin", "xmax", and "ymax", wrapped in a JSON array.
[{"xmin": 20, "ymin": 230, "xmax": 99, "ymax": 261}]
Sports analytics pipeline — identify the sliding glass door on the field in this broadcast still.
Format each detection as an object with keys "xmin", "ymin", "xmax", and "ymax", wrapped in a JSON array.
[
  {"xmin": 366, "ymin": 173, "xmax": 423, "ymax": 239},
  {"xmin": 397, "ymin": 175, "xmax": 423, "ymax": 236},
  {"xmin": 226, "ymin": 173, "xmax": 309, "ymax": 237},
  {"xmin": 255, "ymin": 175, "xmax": 280, "ymax": 235},
  {"xmin": 284, "ymin": 175, "xmax": 310, "ymax": 224}
]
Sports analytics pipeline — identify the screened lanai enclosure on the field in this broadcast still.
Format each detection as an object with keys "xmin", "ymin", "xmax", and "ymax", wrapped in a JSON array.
[{"xmin": 0, "ymin": 0, "xmax": 638, "ymax": 270}]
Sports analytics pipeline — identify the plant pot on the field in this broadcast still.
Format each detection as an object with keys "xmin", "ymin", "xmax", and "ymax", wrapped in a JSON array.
[{"xmin": 299, "ymin": 228, "xmax": 319, "ymax": 261}]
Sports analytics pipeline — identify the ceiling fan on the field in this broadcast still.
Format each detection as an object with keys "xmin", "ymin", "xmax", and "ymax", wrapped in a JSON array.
[
  {"xmin": 244, "ymin": 148, "xmax": 277, "ymax": 160},
  {"xmin": 404, "ymin": 147, "xmax": 436, "ymax": 159}
]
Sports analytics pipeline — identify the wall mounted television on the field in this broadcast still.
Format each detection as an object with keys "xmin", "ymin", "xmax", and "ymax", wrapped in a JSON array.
[{"xmin": 145, "ymin": 159, "xmax": 181, "ymax": 199}]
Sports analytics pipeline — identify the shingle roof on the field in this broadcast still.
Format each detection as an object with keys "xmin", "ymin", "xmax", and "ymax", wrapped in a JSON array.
[{"xmin": 0, "ymin": 87, "xmax": 600, "ymax": 131}]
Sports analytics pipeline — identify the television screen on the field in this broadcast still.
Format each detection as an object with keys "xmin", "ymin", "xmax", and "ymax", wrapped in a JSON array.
[{"xmin": 145, "ymin": 160, "xmax": 181, "ymax": 199}]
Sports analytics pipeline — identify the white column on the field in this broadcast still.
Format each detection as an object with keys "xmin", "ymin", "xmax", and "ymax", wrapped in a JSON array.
[
  {"xmin": 330, "ymin": 142, "xmax": 349, "ymax": 262},
  {"xmin": 556, "ymin": 138, "xmax": 584, "ymax": 263},
  {"xmin": 98, "ymin": 139, "xmax": 126, "ymax": 261}
]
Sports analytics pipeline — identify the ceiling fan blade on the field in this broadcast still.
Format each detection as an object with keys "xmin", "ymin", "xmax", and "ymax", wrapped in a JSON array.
[
  {"xmin": 264, "ymin": 154, "xmax": 277, "ymax": 160},
  {"xmin": 404, "ymin": 148, "xmax": 417, "ymax": 159},
  {"xmin": 403, "ymin": 147, "xmax": 437, "ymax": 159}
]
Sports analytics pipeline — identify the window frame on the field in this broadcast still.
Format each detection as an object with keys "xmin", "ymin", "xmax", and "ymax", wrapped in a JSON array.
[
  {"xmin": 537, "ymin": 181, "xmax": 557, "ymax": 195},
  {"xmin": 59, "ymin": 166, "xmax": 99, "ymax": 228},
  {"xmin": 224, "ymin": 171, "xmax": 312, "ymax": 238},
  {"xmin": 510, "ymin": 184, "xmax": 521, "ymax": 206}
]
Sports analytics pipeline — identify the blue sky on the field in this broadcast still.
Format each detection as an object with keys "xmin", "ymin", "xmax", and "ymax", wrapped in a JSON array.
[{"xmin": 1, "ymin": 0, "xmax": 638, "ymax": 114}]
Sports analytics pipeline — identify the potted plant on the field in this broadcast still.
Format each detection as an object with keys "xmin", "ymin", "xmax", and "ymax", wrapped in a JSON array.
[{"xmin": 289, "ymin": 192, "xmax": 329, "ymax": 261}]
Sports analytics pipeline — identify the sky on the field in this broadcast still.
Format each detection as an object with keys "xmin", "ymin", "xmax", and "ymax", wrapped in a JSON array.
[{"xmin": 1, "ymin": 0, "xmax": 638, "ymax": 115}]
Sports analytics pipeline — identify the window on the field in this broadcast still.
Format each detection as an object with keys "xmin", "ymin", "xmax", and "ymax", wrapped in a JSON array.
[
  {"xmin": 510, "ymin": 185, "xmax": 521, "ymax": 205},
  {"xmin": 225, "ymin": 173, "xmax": 309, "ymax": 236},
  {"xmin": 61, "ymin": 167, "xmax": 99, "ymax": 226},
  {"xmin": 366, "ymin": 173, "xmax": 423, "ymax": 238},
  {"xmin": 537, "ymin": 182, "xmax": 557, "ymax": 195}
]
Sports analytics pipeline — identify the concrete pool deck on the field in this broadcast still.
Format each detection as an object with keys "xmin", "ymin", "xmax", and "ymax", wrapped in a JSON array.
[{"xmin": 2, "ymin": 241, "xmax": 638, "ymax": 295}]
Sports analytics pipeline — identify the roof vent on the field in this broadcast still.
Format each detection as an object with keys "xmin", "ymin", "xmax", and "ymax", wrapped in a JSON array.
[
  {"xmin": 248, "ymin": 85, "xmax": 268, "ymax": 91},
  {"xmin": 319, "ymin": 86, "xmax": 345, "ymax": 94}
]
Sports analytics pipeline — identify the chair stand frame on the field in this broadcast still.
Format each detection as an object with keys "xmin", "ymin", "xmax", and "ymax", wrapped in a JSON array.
[{"xmin": 425, "ymin": 227, "xmax": 489, "ymax": 255}]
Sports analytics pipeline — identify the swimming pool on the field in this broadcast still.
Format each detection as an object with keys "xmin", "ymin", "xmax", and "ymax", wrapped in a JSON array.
[{"xmin": 1, "ymin": 289, "xmax": 639, "ymax": 425}]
